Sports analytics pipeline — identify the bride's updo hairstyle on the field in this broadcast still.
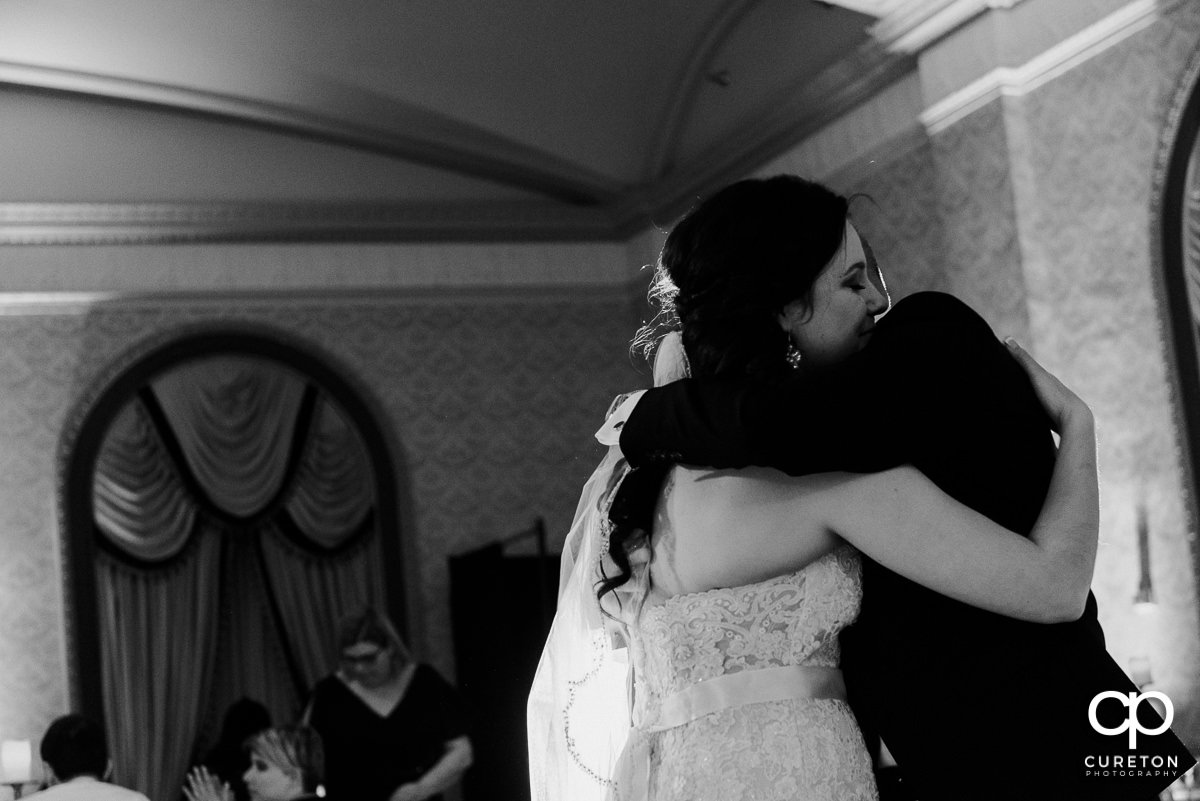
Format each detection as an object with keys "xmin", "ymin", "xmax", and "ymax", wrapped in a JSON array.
[
  {"xmin": 638, "ymin": 174, "xmax": 850, "ymax": 382},
  {"xmin": 599, "ymin": 175, "xmax": 851, "ymax": 611}
]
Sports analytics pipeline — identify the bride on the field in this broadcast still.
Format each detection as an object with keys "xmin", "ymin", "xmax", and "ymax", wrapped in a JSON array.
[{"xmin": 528, "ymin": 176, "xmax": 1099, "ymax": 801}]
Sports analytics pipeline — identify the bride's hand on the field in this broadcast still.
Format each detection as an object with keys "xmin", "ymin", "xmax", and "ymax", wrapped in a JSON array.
[{"xmin": 1004, "ymin": 337, "xmax": 1092, "ymax": 433}]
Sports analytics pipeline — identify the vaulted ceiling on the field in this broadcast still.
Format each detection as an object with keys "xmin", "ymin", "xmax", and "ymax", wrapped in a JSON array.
[{"xmin": 0, "ymin": 0, "xmax": 945, "ymax": 242}]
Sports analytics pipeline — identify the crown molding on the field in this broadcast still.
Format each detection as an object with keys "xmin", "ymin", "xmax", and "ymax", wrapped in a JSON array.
[
  {"xmin": 0, "ymin": 40, "xmax": 917, "ymax": 245},
  {"xmin": 870, "ymin": 0, "xmax": 1025, "ymax": 53},
  {"xmin": 0, "ymin": 200, "xmax": 628, "ymax": 245},
  {"xmin": 819, "ymin": 0, "xmax": 905, "ymax": 14},
  {"xmin": 0, "ymin": 15, "xmax": 921, "ymax": 245},
  {"xmin": 0, "ymin": 280, "xmax": 644, "ymax": 314},
  {"xmin": 816, "ymin": 0, "xmax": 1023, "ymax": 52},
  {"xmin": 918, "ymin": 0, "xmax": 1159, "ymax": 134}
]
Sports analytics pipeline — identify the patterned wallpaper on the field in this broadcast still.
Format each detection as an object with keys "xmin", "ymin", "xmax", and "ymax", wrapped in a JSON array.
[
  {"xmin": 4, "ymin": 0, "xmax": 1200, "ymax": 771},
  {"xmin": 839, "ymin": 0, "xmax": 1200, "ymax": 748},
  {"xmin": 0, "ymin": 286, "xmax": 648, "ymax": 749},
  {"xmin": 0, "ymin": 240, "xmax": 639, "ymax": 294},
  {"xmin": 1010, "ymin": 0, "xmax": 1200, "ymax": 740},
  {"xmin": 841, "ymin": 101, "xmax": 1031, "ymax": 340}
]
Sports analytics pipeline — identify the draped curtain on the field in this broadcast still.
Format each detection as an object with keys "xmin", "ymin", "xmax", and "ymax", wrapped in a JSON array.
[
  {"xmin": 91, "ymin": 356, "xmax": 387, "ymax": 801},
  {"xmin": 98, "ymin": 535, "xmax": 222, "ymax": 801}
]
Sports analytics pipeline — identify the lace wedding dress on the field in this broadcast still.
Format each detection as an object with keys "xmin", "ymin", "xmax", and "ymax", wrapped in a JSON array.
[
  {"xmin": 620, "ymin": 545, "xmax": 879, "ymax": 801},
  {"xmin": 527, "ymin": 359, "xmax": 879, "ymax": 801}
]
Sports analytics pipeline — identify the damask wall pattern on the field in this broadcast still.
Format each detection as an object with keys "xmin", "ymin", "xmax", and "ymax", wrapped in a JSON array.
[
  {"xmin": 1005, "ymin": 0, "xmax": 1200, "ymax": 734},
  {"xmin": 0, "ymin": 288, "xmax": 646, "ymax": 744},
  {"xmin": 838, "ymin": 139, "xmax": 948, "ymax": 306},
  {"xmin": 844, "ymin": 104, "xmax": 1031, "ymax": 342},
  {"xmin": 835, "ymin": 0, "xmax": 1200, "ymax": 746}
]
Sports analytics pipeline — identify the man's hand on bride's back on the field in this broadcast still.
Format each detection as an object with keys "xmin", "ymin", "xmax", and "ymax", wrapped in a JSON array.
[{"xmin": 1004, "ymin": 337, "xmax": 1092, "ymax": 433}]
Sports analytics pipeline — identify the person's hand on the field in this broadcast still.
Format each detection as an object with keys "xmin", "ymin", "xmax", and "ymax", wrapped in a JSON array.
[
  {"xmin": 183, "ymin": 767, "xmax": 232, "ymax": 801},
  {"xmin": 389, "ymin": 783, "xmax": 424, "ymax": 801},
  {"xmin": 1004, "ymin": 337, "xmax": 1092, "ymax": 432}
]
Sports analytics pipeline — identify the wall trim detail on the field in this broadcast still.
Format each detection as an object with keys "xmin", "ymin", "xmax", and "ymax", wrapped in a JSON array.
[
  {"xmin": 0, "ymin": 200, "xmax": 624, "ymax": 246},
  {"xmin": 874, "ymin": 0, "xmax": 1025, "ymax": 55},
  {"xmin": 919, "ymin": 0, "xmax": 1159, "ymax": 135},
  {"xmin": 0, "ymin": 28, "xmax": 913, "ymax": 245},
  {"xmin": 1149, "ymin": 38, "xmax": 1200, "ymax": 550},
  {"xmin": 0, "ymin": 280, "xmax": 645, "ymax": 315}
]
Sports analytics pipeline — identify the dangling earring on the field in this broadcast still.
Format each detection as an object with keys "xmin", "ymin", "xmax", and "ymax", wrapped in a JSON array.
[{"xmin": 785, "ymin": 341, "xmax": 803, "ymax": 370}]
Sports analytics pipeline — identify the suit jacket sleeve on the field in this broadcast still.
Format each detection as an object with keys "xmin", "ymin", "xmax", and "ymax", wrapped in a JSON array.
[{"xmin": 618, "ymin": 292, "xmax": 1049, "ymax": 489}]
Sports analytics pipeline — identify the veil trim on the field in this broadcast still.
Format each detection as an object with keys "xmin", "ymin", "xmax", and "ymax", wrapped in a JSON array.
[{"xmin": 528, "ymin": 333, "xmax": 688, "ymax": 801}]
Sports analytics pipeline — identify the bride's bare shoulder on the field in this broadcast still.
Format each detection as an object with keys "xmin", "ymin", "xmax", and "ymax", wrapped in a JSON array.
[{"xmin": 651, "ymin": 465, "xmax": 845, "ymax": 593}]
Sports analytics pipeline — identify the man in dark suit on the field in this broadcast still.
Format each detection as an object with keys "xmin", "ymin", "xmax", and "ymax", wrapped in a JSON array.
[{"xmin": 616, "ymin": 289, "xmax": 1194, "ymax": 800}]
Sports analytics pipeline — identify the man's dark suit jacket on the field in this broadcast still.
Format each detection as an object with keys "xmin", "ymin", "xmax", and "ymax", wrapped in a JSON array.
[{"xmin": 617, "ymin": 292, "xmax": 1194, "ymax": 800}]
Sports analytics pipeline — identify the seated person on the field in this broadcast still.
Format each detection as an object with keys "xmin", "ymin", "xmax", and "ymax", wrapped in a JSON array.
[
  {"xmin": 200, "ymin": 698, "xmax": 272, "ymax": 801},
  {"xmin": 185, "ymin": 725, "xmax": 327, "ymax": 801},
  {"xmin": 29, "ymin": 714, "xmax": 150, "ymax": 801}
]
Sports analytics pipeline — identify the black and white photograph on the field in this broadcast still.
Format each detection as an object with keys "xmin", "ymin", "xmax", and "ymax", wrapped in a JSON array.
[{"xmin": 0, "ymin": 1, "xmax": 1198, "ymax": 800}]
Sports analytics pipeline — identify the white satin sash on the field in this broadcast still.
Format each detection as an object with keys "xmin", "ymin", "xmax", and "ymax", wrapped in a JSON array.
[{"xmin": 607, "ymin": 664, "xmax": 846, "ymax": 801}]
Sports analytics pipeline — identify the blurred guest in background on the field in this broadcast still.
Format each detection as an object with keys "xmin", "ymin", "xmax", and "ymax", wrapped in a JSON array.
[
  {"xmin": 200, "ymin": 698, "xmax": 272, "ymax": 801},
  {"xmin": 184, "ymin": 725, "xmax": 326, "ymax": 801},
  {"xmin": 29, "ymin": 714, "xmax": 150, "ymax": 801},
  {"xmin": 305, "ymin": 608, "xmax": 472, "ymax": 801}
]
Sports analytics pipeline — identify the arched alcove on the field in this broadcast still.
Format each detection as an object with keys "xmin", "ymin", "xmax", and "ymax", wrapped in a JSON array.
[
  {"xmin": 1155, "ymin": 45, "xmax": 1200, "ymax": 561},
  {"xmin": 57, "ymin": 324, "xmax": 406, "ymax": 799}
]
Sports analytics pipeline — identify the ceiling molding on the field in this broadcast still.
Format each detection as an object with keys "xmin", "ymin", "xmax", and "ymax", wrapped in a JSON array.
[
  {"xmin": 918, "ymin": 0, "xmax": 1159, "ymax": 135},
  {"xmin": 0, "ymin": 281, "xmax": 642, "ymax": 314},
  {"xmin": 870, "ymin": 0, "xmax": 1025, "ymax": 53},
  {"xmin": 0, "ymin": 61, "xmax": 625, "ymax": 207},
  {"xmin": 612, "ymin": 41, "xmax": 917, "ymax": 233},
  {"xmin": 0, "ymin": 36, "xmax": 917, "ymax": 245},
  {"xmin": 818, "ymin": 0, "xmax": 903, "ymax": 15},
  {"xmin": 0, "ymin": 4, "xmax": 936, "ymax": 245},
  {"xmin": 0, "ymin": 201, "xmax": 624, "ymax": 245},
  {"xmin": 641, "ymin": 0, "xmax": 762, "ymax": 181}
]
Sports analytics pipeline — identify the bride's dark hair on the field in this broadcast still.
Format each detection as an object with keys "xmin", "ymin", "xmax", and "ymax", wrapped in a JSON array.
[
  {"xmin": 600, "ymin": 175, "xmax": 851, "ymax": 608},
  {"xmin": 634, "ymin": 174, "xmax": 850, "ymax": 382}
]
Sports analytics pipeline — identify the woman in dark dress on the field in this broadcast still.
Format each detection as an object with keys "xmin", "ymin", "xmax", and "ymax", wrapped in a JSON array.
[{"xmin": 305, "ymin": 608, "xmax": 472, "ymax": 801}]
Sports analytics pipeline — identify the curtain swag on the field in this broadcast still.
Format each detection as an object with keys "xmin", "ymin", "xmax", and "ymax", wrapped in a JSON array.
[
  {"xmin": 88, "ymin": 354, "xmax": 391, "ymax": 800},
  {"xmin": 93, "ymin": 358, "xmax": 374, "ymax": 564}
]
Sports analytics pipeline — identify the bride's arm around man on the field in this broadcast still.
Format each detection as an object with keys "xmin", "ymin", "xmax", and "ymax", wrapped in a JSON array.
[
  {"xmin": 619, "ymin": 294, "xmax": 1193, "ymax": 801},
  {"xmin": 614, "ymin": 180, "xmax": 1193, "ymax": 799}
]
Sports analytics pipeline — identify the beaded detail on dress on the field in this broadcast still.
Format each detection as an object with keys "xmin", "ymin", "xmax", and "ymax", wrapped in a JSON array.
[{"xmin": 624, "ymin": 546, "xmax": 878, "ymax": 801}]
